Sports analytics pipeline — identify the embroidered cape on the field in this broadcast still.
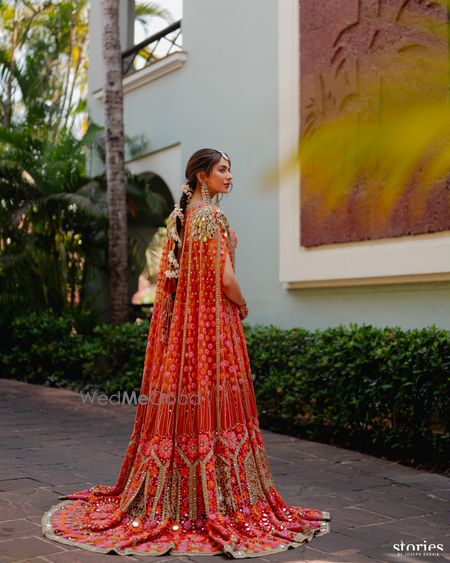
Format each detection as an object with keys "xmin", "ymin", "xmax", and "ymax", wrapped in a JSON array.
[{"xmin": 41, "ymin": 201, "xmax": 331, "ymax": 557}]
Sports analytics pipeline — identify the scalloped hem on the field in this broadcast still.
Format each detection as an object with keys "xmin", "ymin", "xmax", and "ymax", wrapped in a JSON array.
[{"xmin": 42, "ymin": 500, "xmax": 331, "ymax": 558}]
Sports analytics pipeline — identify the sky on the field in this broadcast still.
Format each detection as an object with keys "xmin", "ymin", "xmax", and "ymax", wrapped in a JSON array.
[{"xmin": 134, "ymin": 0, "xmax": 183, "ymax": 44}]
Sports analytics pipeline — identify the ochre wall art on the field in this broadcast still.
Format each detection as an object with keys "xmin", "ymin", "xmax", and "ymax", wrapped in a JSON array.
[{"xmin": 299, "ymin": 0, "xmax": 450, "ymax": 247}]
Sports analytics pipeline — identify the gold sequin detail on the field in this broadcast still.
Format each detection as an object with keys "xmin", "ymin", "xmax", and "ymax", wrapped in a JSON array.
[
  {"xmin": 200, "ymin": 448, "xmax": 214, "ymax": 514},
  {"xmin": 243, "ymin": 450, "xmax": 265, "ymax": 504},
  {"xmin": 217, "ymin": 208, "xmax": 236, "ymax": 269},
  {"xmin": 215, "ymin": 226, "xmax": 222, "ymax": 430},
  {"xmin": 190, "ymin": 204, "xmax": 220, "ymax": 241},
  {"xmin": 177, "ymin": 445, "xmax": 199, "ymax": 521},
  {"xmin": 125, "ymin": 474, "xmax": 147, "ymax": 518},
  {"xmin": 215, "ymin": 455, "xmax": 236, "ymax": 514},
  {"xmin": 149, "ymin": 449, "xmax": 169, "ymax": 519}
]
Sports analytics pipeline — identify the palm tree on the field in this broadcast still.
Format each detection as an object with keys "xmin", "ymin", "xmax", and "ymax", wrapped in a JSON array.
[
  {"xmin": 0, "ymin": 125, "xmax": 108, "ymax": 316},
  {"xmin": 100, "ymin": 0, "xmax": 128, "ymax": 324},
  {"xmin": 0, "ymin": 0, "xmax": 172, "ymax": 321},
  {"xmin": 0, "ymin": 0, "xmax": 89, "ymax": 138},
  {"xmin": 99, "ymin": 0, "xmax": 174, "ymax": 324},
  {"xmin": 0, "ymin": 120, "xmax": 171, "ymax": 318}
]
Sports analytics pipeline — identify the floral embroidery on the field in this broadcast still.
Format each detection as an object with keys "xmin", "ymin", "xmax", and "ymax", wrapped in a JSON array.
[{"xmin": 41, "ymin": 202, "xmax": 331, "ymax": 558}]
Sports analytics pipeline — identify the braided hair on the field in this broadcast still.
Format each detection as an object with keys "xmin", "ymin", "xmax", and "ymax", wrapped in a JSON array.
[{"xmin": 172, "ymin": 148, "xmax": 231, "ymax": 279}]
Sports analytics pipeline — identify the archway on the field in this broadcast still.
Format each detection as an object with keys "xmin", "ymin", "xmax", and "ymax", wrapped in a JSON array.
[{"xmin": 130, "ymin": 171, "xmax": 175, "ymax": 317}]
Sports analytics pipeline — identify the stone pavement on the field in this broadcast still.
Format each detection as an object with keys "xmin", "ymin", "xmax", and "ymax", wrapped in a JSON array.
[{"xmin": 0, "ymin": 378, "xmax": 448, "ymax": 563}]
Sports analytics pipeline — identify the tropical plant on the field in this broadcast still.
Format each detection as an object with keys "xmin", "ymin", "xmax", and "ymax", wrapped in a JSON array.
[
  {"xmin": 0, "ymin": 121, "xmax": 170, "ymax": 319},
  {"xmin": 0, "ymin": 124, "xmax": 107, "ymax": 317},
  {"xmin": 135, "ymin": 1, "xmax": 175, "ymax": 36},
  {"xmin": 0, "ymin": 0, "xmax": 173, "ymax": 322},
  {"xmin": 0, "ymin": 0, "xmax": 89, "ymax": 137}
]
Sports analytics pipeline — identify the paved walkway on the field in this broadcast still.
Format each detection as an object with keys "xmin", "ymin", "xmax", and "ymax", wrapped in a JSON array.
[{"xmin": 0, "ymin": 378, "xmax": 448, "ymax": 563}]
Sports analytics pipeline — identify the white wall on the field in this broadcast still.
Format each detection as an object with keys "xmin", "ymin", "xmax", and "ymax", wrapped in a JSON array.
[{"xmin": 88, "ymin": 0, "xmax": 450, "ymax": 330}]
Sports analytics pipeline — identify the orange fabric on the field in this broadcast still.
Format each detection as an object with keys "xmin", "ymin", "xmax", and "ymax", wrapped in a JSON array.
[{"xmin": 41, "ymin": 201, "xmax": 331, "ymax": 557}]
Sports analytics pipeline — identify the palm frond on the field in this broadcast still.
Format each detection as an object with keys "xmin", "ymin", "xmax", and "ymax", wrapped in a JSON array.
[{"xmin": 135, "ymin": 1, "xmax": 174, "ymax": 24}]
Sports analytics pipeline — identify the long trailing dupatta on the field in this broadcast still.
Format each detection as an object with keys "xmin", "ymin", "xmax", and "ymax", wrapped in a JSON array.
[
  {"xmin": 41, "ymin": 200, "xmax": 330, "ymax": 558},
  {"xmin": 159, "ymin": 199, "xmax": 236, "ymax": 346}
]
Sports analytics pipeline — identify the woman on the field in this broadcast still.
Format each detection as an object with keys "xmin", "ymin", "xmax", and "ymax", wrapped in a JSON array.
[{"xmin": 42, "ymin": 148, "xmax": 331, "ymax": 557}]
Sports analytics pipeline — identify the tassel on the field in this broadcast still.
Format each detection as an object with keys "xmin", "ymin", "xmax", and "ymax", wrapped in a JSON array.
[
  {"xmin": 160, "ymin": 289, "xmax": 176, "ymax": 344},
  {"xmin": 164, "ymin": 277, "xmax": 177, "ymax": 294}
]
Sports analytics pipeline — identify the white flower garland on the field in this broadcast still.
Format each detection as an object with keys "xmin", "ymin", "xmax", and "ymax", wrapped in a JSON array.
[{"xmin": 164, "ymin": 184, "xmax": 194, "ymax": 280}]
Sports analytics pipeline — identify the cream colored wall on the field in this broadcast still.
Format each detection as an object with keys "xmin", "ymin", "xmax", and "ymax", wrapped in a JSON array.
[
  {"xmin": 125, "ymin": 144, "xmax": 182, "ymax": 203},
  {"xmin": 278, "ymin": 0, "xmax": 450, "ymax": 290},
  {"xmin": 87, "ymin": 0, "xmax": 450, "ymax": 329}
]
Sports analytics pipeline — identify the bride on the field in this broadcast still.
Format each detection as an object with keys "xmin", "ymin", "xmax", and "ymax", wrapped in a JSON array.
[{"xmin": 42, "ymin": 148, "xmax": 331, "ymax": 557}]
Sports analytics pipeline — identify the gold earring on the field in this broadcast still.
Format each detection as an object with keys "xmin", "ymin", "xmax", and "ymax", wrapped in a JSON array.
[{"xmin": 201, "ymin": 181, "xmax": 211, "ymax": 203}]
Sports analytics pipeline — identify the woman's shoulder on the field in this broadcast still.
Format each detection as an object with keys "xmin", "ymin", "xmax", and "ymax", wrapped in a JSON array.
[
  {"xmin": 189, "ymin": 202, "xmax": 230, "ymax": 239},
  {"xmin": 215, "ymin": 206, "xmax": 231, "ymax": 230},
  {"xmin": 188, "ymin": 201, "xmax": 227, "ymax": 218}
]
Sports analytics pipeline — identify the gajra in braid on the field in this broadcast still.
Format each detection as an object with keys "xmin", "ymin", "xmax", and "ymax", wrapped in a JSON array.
[
  {"xmin": 173, "ymin": 183, "xmax": 194, "ymax": 275},
  {"xmin": 165, "ymin": 149, "xmax": 230, "ymax": 284},
  {"xmin": 160, "ymin": 183, "xmax": 193, "ymax": 343},
  {"xmin": 161, "ymin": 149, "xmax": 231, "ymax": 342}
]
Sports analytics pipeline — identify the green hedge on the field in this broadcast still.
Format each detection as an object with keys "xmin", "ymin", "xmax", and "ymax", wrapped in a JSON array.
[
  {"xmin": 0, "ymin": 312, "xmax": 149, "ymax": 393},
  {"xmin": 244, "ymin": 323, "xmax": 449, "ymax": 466},
  {"xmin": 1, "ymin": 313, "xmax": 448, "ymax": 465}
]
